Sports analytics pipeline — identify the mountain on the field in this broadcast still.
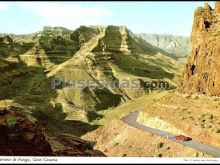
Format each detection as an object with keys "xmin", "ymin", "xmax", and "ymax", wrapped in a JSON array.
[
  {"xmin": 0, "ymin": 25, "xmax": 185, "ymax": 156},
  {"xmin": 179, "ymin": 2, "xmax": 220, "ymax": 96},
  {"xmin": 136, "ymin": 33, "xmax": 190, "ymax": 58},
  {"xmin": 0, "ymin": 26, "xmax": 184, "ymax": 121}
]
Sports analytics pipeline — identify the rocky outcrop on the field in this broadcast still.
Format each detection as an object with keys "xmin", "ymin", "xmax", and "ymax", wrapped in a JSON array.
[
  {"xmin": 179, "ymin": 2, "xmax": 220, "ymax": 96},
  {"xmin": 49, "ymin": 134, "xmax": 106, "ymax": 156},
  {"xmin": 0, "ymin": 105, "xmax": 53, "ymax": 156},
  {"xmin": 0, "ymin": 35, "xmax": 13, "ymax": 45},
  {"xmin": 0, "ymin": 104, "xmax": 106, "ymax": 156}
]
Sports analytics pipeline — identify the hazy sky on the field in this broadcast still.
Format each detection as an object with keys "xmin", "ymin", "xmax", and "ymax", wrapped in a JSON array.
[{"xmin": 0, "ymin": 1, "xmax": 215, "ymax": 36}]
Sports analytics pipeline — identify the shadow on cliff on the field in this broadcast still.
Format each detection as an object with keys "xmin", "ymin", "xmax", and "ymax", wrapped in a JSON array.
[
  {"xmin": 114, "ymin": 54, "xmax": 174, "ymax": 79},
  {"xmin": 0, "ymin": 59, "xmax": 99, "ymax": 137},
  {"xmin": 32, "ymin": 103, "xmax": 100, "ymax": 137}
]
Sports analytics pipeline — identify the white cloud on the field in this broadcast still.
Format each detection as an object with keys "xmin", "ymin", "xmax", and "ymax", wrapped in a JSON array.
[
  {"xmin": 19, "ymin": 2, "xmax": 113, "ymax": 29},
  {"xmin": 0, "ymin": 2, "xmax": 8, "ymax": 11}
]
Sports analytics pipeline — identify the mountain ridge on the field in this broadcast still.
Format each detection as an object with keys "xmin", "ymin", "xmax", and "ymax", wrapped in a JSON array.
[{"xmin": 137, "ymin": 33, "xmax": 190, "ymax": 58}]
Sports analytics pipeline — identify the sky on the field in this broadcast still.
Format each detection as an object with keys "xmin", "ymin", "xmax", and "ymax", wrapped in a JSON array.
[{"xmin": 0, "ymin": 1, "xmax": 215, "ymax": 36}]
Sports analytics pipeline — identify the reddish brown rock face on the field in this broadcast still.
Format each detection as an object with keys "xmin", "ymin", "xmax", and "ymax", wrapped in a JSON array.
[
  {"xmin": 215, "ymin": 2, "xmax": 220, "ymax": 14},
  {"xmin": 179, "ymin": 2, "xmax": 220, "ymax": 96},
  {"xmin": 0, "ymin": 105, "xmax": 106, "ymax": 156},
  {"xmin": 0, "ymin": 106, "xmax": 53, "ymax": 156}
]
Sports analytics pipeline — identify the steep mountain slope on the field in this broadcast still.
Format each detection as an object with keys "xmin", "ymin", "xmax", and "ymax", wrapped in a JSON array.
[
  {"xmin": 0, "ymin": 35, "xmax": 34, "ymax": 58},
  {"xmin": 41, "ymin": 25, "xmax": 184, "ymax": 122},
  {"xmin": 0, "ymin": 25, "xmax": 184, "ymax": 135},
  {"xmin": 179, "ymin": 2, "xmax": 220, "ymax": 96},
  {"xmin": 137, "ymin": 33, "xmax": 190, "ymax": 58}
]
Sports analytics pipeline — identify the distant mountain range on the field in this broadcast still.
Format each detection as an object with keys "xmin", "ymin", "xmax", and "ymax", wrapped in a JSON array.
[
  {"xmin": 136, "ymin": 33, "xmax": 190, "ymax": 58},
  {"xmin": 1, "ymin": 27, "xmax": 190, "ymax": 59}
]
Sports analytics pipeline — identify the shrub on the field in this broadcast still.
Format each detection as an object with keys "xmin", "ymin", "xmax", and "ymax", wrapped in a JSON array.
[
  {"xmin": 207, "ymin": 125, "xmax": 212, "ymax": 129},
  {"xmin": 193, "ymin": 152, "xmax": 199, "ymax": 157},
  {"xmin": 32, "ymin": 104, "xmax": 67, "ymax": 126},
  {"xmin": 216, "ymin": 129, "xmax": 220, "ymax": 133},
  {"xmin": 157, "ymin": 142, "xmax": 164, "ymax": 149},
  {"xmin": 6, "ymin": 116, "xmax": 19, "ymax": 128},
  {"xmin": 200, "ymin": 119, "xmax": 206, "ymax": 123},
  {"xmin": 82, "ymin": 141, "xmax": 97, "ymax": 151},
  {"xmin": 189, "ymin": 116, "xmax": 194, "ymax": 120},
  {"xmin": 54, "ymin": 103, "xmax": 62, "ymax": 112},
  {"xmin": 180, "ymin": 117, "xmax": 185, "ymax": 120},
  {"xmin": 208, "ymin": 114, "xmax": 214, "ymax": 120},
  {"xmin": 165, "ymin": 146, "xmax": 170, "ymax": 150},
  {"xmin": 158, "ymin": 154, "xmax": 162, "ymax": 157},
  {"xmin": 200, "ymin": 123, "xmax": 205, "ymax": 128},
  {"xmin": 114, "ymin": 142, "xmax": 119, "ymax": 147},
  {"xmin": 122, "ymin": 154, "xmax": 127, "ymax": 157},
  {"xmin": 191, "ymin": 94, "xmax": 199, "ymax": 99}
]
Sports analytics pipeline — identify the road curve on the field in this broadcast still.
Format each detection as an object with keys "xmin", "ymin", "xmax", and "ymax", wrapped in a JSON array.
[{"xmin": 122, "ymin": 111, "xmax": 220, "ymax": 158}]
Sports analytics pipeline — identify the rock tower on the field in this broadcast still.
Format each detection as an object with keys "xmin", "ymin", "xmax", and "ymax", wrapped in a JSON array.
[{"xmin": 179, "ymin": 2, "xmax": 220, "ymax": 96}]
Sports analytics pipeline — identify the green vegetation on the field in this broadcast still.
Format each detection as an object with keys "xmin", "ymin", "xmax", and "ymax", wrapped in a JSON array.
[
  {"xmin": 207, "ymin": 125, "xmax": 212, "ymax": 128},
  {"xmin": 115, "ymin": 54, "xmax": 174, "ymax": 79},
  {"xmin": 0, "ymin": 43, "xmax": 34, "ymax": 58},
  {"xmin": 207, "ymin": 114, "xmax": 214, "ymax": 120},
  {"xmin": 82, "ymin": 140, "xmax": 97, "ymax": 151},
  {"xmin": 216, "ymin": 129, "xmax": 220, "ymax": 133},
  {"xmin": 81, "ymin": 87, "xmax": 122, "ymax": 110},
  {"xmin": 165, "ymin": 146, "xmax": 170, "ymax": 150},
  {"xmin": 101, "ymin": 26, "xmax": 122, "ymax": 52},
  {"xmin": 39, "ymin": 28, "xmax": 76, "ymax": 64},
  {"xmin": 122, "ymin": 153, "xmax": 127, "ymax": 157},
  {"xmin": 6, "ymin": 116, "xmax": 20, "ymax": 128},
  {"xmin": 0, "ymin": 59, "xmax": 31, "ymax": 100},
  {"xmin": 158, "ymin": 153, "xmax": 163, "ymax": 157},
  {"xmin": 127, "ymin": 31, "xmax": 156, "ymax": 55},
  {"xmin": 157, "ymin": 142, "xmax": 164, "ymax": 149},
  {"xmin": 0, "ymin": 25, "xmax": 185, "ymax": 143},
  {"xmin": 200, "ymin": 123, "xmax": 205, "ymax": 128},
  {"xmin": 32, "ymin": 104, "xmax": 66, "ymax": 125},
  {"xmin": 114, "ymin": 142, "xmax": 119, "ymax": 147}
]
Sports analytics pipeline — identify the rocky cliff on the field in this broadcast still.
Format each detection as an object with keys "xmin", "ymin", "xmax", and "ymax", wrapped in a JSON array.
[
  {"xmin": 0, "ymin": 101, "xmax": 105, "ymax": 156},
  {"xmin": 0, "ymin": 103, "xmax": 53, "ymax": 156},
  {"xmin": 179, "ymin": 2, "xmax": 220, "ymax": 96}
]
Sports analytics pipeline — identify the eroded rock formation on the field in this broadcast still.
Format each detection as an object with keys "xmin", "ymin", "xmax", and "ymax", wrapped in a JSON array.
[
  {"xmin": 179, "ymin": 2, "xmax": 220, "ymax": 96},
  {"xmin": 0, "ymin": 105, "xmax": 53, "ymax": 156},
  {"xmin": 0, "ymin": 104, "xmax": 105, "ymax": 156},
  {"xmin": 0, "ymin": 35, "xmax": 13, "ymax": 45}
]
